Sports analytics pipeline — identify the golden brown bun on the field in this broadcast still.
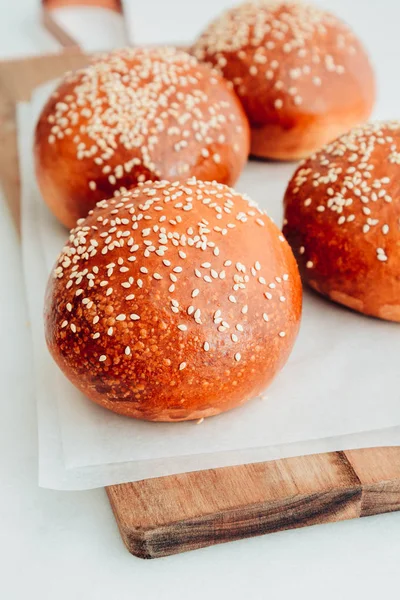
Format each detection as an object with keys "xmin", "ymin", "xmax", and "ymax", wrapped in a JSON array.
[
  {"xmin": 283, "ymin": 121, "xmax": 400, "ymax": 322},
  {"xmin": 45, "ymin": 178, "xmax": 302, "ymax": 422},
  {"xmin": 192, "ymin": 1, "xmax": 375, "ymax": 160},
  {"xmin": 34, "ymin": 47, "xmax": 250, "ymax": 229}
]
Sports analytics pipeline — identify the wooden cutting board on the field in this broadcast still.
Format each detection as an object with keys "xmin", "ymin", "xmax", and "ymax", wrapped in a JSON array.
[{"xmin": 3, "ymin": 51, "xmax": 400, "ymax": 559}]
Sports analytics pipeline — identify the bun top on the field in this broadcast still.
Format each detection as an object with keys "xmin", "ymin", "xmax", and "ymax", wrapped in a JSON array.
[
  {"xmin": 192, "ymin": 1, "xmax": 374, "ymax": 120},
  {"xmin": 35, "ymin": 47, "xmax": 249, "ymax": 227},
  {"xmin": 47, "ymin": 178, "xmax": 301, "ymax": 412},
  {"xmin": 284, "ymin": 120, "xmax": 400, "ymax": 267}
]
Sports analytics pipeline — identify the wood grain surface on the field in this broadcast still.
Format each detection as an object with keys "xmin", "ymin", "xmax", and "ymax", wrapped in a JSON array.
[
  {"xmin": 106, "ymin": 450, "xmax": 400, "ymax": 558},
  {"xmin": 3, "ymin": 51, "xmax": 400, "ymax": 560},
  {"xmin": 0, "ymin": 50, "xmax": 88, "ymax": 229}
]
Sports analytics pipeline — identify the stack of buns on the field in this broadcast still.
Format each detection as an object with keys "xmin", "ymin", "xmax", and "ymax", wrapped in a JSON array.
[{"xmin": 38, "ymin": 1, "xmax": 398, "ymax": 424}]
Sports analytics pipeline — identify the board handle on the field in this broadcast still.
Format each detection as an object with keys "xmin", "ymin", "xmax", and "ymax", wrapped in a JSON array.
[{"xmin": 41, "ymin": 0, "xmax": 127, "ymax": 50}]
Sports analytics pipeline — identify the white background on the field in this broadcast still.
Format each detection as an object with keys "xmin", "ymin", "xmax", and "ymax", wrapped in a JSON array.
[{"xmin": 1, "ymin": 0, "xmax": 400, "ymax": 598}]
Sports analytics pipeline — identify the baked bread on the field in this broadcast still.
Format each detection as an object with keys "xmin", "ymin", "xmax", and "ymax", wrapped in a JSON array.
[
  {"xmin": 283, "ymin": 121, "xmax": 400, "ymax": 322},
  {"xmin": 45, "ymin": 178, "xmax": 302, "ymax": 421},
  {"xmin": 192, "ymin": 0, "xmax": 375, "ymax": 160},
  {"xmin": 34, "ymin": 47, "xmax": 250, "ymax": 229}
]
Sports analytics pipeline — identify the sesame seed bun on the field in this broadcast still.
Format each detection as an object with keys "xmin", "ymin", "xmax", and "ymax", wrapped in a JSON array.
[
  {"xmin": 283, "ymin": 121, "xmax": 400, "ymax": 322},
  {"xmin": 34, "ymin": 47, "xmax": 250, "ymax": 229},
  {"xmin": 45, "ymin": 178, "xmax": 302, "ymax": 422},
  {"xmin": 192, "ymin": 1, "xmax": 375, "ymax": 161}
]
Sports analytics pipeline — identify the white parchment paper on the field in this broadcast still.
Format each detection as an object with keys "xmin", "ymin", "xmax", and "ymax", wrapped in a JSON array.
[{"xmin": 19, "ymin": 82, "xmax": 400, "ymax": 490}]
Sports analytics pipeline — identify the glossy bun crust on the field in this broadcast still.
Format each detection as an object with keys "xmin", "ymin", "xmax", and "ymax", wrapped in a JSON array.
[
  {"xmin": 283, "ymin": 121, "xmax": 400, "ymax": 322},
  {"xmin": 192, "ymin": 1, "xmax": 375, "ymax": 160},
  {"xmin": 45, "ymin": 179, "xmax": 302, "ymax": 421},
  {"xmin": 35, "ymin": 47, "xmax": 250, "ymax": 229}
]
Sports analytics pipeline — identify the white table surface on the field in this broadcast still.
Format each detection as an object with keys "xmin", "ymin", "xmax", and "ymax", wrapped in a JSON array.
[{"xmin": 2, "ymin": 1, "xmax": 400, "ymax": 598}]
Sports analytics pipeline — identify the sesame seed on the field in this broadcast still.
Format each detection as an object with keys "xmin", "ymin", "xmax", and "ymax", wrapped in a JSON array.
[
  {"xmin": 234, "ymin": 352, "xmax": 241, "ymax": 362},
  {"xmin": 99, "ymin": 355, "xmax": 107, "ymax": 362},
  {"xmin": 279, "ymin": 332, "xmax": 286, "ymax": 338},
  {"xmin": 203, "ymin": 341, "xmax": 210, "ymax": 351},
  {"xmin": 179, "ymin": 362, "xmax": 187, "ymax": 370},
  {"xmin": 178, "ymin": 324, "xmax": 187, "ymax": 331},
  {"xmin": 125, "ymin": 346, "xmax": 131, "ymax": 356}
]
